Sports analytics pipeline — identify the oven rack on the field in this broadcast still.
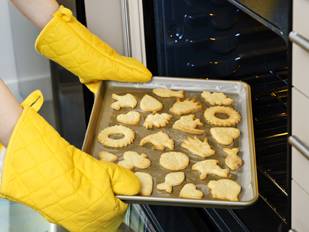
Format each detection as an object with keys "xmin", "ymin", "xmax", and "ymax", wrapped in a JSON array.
[{"xmin": 239, "ymin": 70, "xmax": 289, "ymax": 222}]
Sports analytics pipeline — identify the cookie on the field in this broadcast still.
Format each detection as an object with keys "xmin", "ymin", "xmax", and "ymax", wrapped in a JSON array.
[
  {"xmin": 181, "ymin": 137, "xmax": 215, "ymax": 158},
  {"xmin": 98, "ymin": 151, "xmax": 118, "ymax": 162},
  {"xmin": 140, "ymin": 94, "xmax": 163, "ymax": 112},
  {"xmin": 143, "ymin": 113, "xmax": 172, "ymax": 129},
  {"xmin": 135, "ymin": 172, "xmax": 153, "ymax": 196},
  {"xmin": 208, "ymin": 179, "xmax": 241, "ymax": 201},
  {"xmin": 223, "ymin": 148, "xmax": 243, "ymax": 170},
  {"xmin": 169, "ymin": 99, "xmax": 202, "ymax": 115},
  {"xmin": 116, "ymin": 111, "xmax": 141, "ymax": 125},
  {"xmin": 159, "ymin": 152, "xmax": 189, "ymax": 171},
  {"xmin": 179, "ymin": 183, "xmax": 203, "ymax": 199},
  {"xmin": 201, "ymin": 91, "xmax": 233, "ymax": 106},
  {"xmin": 118, "ymin": 151, "xmax": 151, "ymax": 170},
  {"xmin": 204, "ymin": 106, "xmax": 241, "ymax": 127},
  {"xmin": 192, "ymin": 159, "xmax": 229, "ymax": 180},
  {"xmin": 111, "ymin": 93, "xmax": 137, "ymax": 110},
  {"xmin": 140, "ymin": 131, "xmax": 174, "ymax": 151},
  {"xmin": 157, "ymin": 172, "xmax": 185, "ymax": 193},
  {"xmin": 153, "ymin": 88, "xmax": 184, "ymax": 98},
  {"xmin": 173, "ymin": 114, "xmax": 204, "ymax": 134},
  {"xmin": 98, "ymin": 125, "xmax": 135, "ymax": 148},
  {"xmin": 210, "ymin": 127, "xmax": 240, "ymax": 145}
]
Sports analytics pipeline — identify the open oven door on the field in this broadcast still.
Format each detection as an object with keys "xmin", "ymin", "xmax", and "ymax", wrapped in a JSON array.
[{"xmin": 83, "ymin": 0, "xmax": 292, "ymax": 231}]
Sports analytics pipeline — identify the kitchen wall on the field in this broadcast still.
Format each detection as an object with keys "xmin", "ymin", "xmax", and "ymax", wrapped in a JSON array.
[
  {"xmin": 8, "ymin": 2, "xmax": 52, "ymax": 100},
  {"xmin": 0, "ymin": 0, "xmax": 52, "ymax": 101},
  {"xmin": 0, "ymin": 0, "xmax": 19, "ymax": 98}
]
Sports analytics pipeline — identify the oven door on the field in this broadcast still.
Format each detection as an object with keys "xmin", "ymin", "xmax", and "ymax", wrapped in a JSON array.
[{"xmin": 84, "ymin": 0, "xmax": 291, "ymax": 231}]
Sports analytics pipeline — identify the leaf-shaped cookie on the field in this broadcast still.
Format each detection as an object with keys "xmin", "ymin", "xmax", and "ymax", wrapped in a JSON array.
[
  {"xmin": 181, "ymin": 137, "xmax": 215, "ymax": 158},
  {"xmin": 173, "ymin": 114, "xmax": 204, "ymax": 134},
  {"xmin": 201, "ymin": 91, "xmax": 233, "ymax": 106},
  {"xmin": 169, "ymin": 99, "xmax": 202, "ymax": 115},
  {"xmin": 143, "ymin": 113, "xmax": 172, "ymax": 129}
]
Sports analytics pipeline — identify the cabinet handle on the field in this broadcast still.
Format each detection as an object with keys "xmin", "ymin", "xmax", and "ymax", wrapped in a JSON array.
[
  {"xmin": 289, "ymin": 31, "xmax": 309, "ymax": 52},
  {"xmin": 289, "ymin": 136, "xmax": 309, "ymax": 160}
]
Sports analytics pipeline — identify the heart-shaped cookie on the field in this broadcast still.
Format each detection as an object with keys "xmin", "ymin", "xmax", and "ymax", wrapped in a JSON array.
[
  {"xmin": 210, "ymin": 127, "xmax": 240, "ymax": 145},
  {"xmin": 140, "ymin": 94, "xmax": 163, "ymax": 112},
  {"xmin": 179, "ymin": 183, "xmax": 203, "ymax": 199}
]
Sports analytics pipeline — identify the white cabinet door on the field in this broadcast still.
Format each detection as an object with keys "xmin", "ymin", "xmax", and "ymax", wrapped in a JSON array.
[
  {"xmin": 293, "ymin": 0, "xmax": 309, "ymax": 40},
  {"xmin": 292, "ymin": 181, "xmax": 309, "ymax": 232}
]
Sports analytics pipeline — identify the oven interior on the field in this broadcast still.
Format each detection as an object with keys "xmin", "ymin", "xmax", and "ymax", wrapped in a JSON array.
[{"xmin": 140, "ymin": 0, "xmax": 290, "ymax": 231}]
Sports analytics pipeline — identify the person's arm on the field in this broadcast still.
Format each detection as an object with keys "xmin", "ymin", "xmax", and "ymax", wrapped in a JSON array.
[
  {"xmin": 10, "ymin": 0, "xmax": 59, "ymax": 29},
  {"xmin": 0, "ymin": 80, "xmax": 22, "ymax": 147}
]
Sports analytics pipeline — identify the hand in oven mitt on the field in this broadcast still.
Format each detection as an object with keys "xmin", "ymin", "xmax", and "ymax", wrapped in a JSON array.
[
  {"xmin": 0, "ymin": 90, "xmax": 140, "ymax": 232},
  {"xmin": 35, "ymin": 6, "xmax": 152, "ymax": 93}
]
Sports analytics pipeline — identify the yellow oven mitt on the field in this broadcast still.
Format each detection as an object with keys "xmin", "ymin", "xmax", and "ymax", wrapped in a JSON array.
[
  {"xmin": 35, "ymin": 6, "xmax": 152, "ymax": 93},
  {"xmin": 0, "ymin": 90, "xmax": 140, "ymax": 232}
]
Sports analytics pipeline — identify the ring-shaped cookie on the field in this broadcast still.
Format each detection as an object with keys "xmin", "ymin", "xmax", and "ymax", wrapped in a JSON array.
[
  {"xmin": 204, "ymin": 106, "xmax": 241, "ymax": 126},
  {"xmin": 98, "ymin": 125, "xmax": 135, "ymax": 148}
]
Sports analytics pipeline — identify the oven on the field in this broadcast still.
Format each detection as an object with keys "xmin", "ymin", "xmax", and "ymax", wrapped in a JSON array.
[
  {"xmin": 49, "ymin": 0, "xmax": 309, "ymax": 231},
  {"xmin": 81, "ymin": 0, "xmax": 291, "ymax": 231}
]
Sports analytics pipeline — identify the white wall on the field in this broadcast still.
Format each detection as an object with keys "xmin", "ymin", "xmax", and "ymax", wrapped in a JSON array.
[
  {"xmin": 0, "ymin": 0, "xmax": 53, "ymax": 100},
  {"xmin": 85, "ymin": 0, "xmax": 125, "ymax": 54},
  {"xmin": 8, "ymin": 2, "xmax": 52, "ymax": 100},
  {"xmin": 0, "ymin": 0, "xmax": 19, "ymax": 97}
]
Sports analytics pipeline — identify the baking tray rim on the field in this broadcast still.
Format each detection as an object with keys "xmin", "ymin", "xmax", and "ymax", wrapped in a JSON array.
[{"xmin": 82, "ymin": 76, "xmax": 259, "ymax": 207}]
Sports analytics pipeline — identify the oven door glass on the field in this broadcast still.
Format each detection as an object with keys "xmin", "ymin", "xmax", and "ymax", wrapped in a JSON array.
[{"xmin": 136, "ymin": 0, "xmax": 290, "ymax": 231}]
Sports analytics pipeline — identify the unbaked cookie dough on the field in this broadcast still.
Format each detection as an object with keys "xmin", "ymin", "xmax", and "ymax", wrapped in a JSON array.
[
  {"xmin": 98, "ymin": 125, "xmax": 135, "ymax": 148},
  {"xmin": 159, "ymin": 152, "xmax": 189, "ymax": 171},
  {"xmin": 140, "ymin": 131, "xmax": 174, "ymax": 151},
  {"xmin": 111, "ymin": 93, "xmax": 137, "ymax": 110}
]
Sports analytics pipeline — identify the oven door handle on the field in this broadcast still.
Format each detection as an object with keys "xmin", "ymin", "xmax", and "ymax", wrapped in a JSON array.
[
  {"xmin": 289, "ymin": 136, "xmax": 309, "ymax": 160},
  {"xmin": 289, "ymin": 31, "xmax": 309, "ymax": 52}
]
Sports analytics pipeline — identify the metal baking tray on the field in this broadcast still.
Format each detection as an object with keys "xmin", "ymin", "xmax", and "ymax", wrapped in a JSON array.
[{"xmin": 83, "ymin": 76, "xmax": 258, "ymax": 208}]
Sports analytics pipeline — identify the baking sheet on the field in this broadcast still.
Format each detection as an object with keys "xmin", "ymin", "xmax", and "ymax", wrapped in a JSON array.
[{"xmin": 83, "ymin": 76, "xmax": 258, "ymax": 207}]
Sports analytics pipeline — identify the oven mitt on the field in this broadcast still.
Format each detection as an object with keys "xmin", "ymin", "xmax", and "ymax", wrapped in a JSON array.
[
  {"xmin": 34, "ymin": 5, "xmax": 152, "ymax": 94},
  {"xmin": 0, "ymin": 90, "xmax": 141, "ymax": 232}
]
